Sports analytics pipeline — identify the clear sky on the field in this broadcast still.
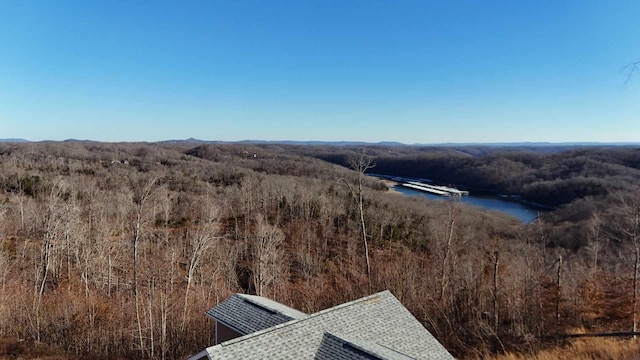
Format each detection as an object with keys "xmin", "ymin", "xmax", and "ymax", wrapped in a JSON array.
[{"xmin": 1, "ymin": 1, "xmax": 639, "ymax": 143}]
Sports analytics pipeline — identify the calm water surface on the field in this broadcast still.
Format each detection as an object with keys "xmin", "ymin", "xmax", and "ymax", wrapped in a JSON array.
[{"xmin": 393, "ymin": 185, "xmax": 542, "ymax": 222}]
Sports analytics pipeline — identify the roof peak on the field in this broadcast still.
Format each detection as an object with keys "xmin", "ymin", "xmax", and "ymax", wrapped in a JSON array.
[{"xmin": 306, "ymin": 290, "xmax": 392, "ymax": 318}]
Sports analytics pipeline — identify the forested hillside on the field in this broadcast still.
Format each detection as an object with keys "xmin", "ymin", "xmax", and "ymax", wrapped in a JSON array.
[
  {"xmin": 307, "ymin": 145, "xmax": 640, "ymax": 206},
  {"xmin": 0, "ymin": 142, "xmax": 639, "ymax": 359}
]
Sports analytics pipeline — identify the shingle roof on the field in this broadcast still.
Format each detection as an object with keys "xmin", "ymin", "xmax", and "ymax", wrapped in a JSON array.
[
  {"xmin": 203, "ymin": 290, "xmax": 454, "ymax": 360},
  {"xmin": 205, "ymin": 293, "xmax": 307, "ymax": 335}
]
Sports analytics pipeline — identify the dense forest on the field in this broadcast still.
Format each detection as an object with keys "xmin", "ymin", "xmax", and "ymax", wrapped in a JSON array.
[{"xmin": 0, "ymin": 142, "xmax": 639, "ymax": 359}]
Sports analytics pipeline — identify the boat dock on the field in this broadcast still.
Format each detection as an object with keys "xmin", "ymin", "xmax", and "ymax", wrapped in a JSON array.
[
  {"xmin": 401, "ymin": 182, "xmax": 451, "ymax": 196},
  {"xmin": 407, "ymin": 181, "xmax": 469, "ymax": 196},
  {"xmin": 371, "ymin": 174, "xmax": 469, "ymax": 197}
]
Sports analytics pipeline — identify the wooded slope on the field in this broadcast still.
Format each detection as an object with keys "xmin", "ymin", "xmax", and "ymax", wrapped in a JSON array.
[{"xmin": 0, "ymin": 142, "xmax": 638, "ymax": 359}]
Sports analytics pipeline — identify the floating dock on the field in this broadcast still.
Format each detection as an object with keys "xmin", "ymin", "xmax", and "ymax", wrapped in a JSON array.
[
  {"xmin": 371, "ymin": 174, "xmax": 469, "ymax": 197},
  {"xmin": 407, "ymin": 181, "xmax": 469, "ymax": 196},
  {"xmin": 400, "ymin": 183, "xmax": 451, "ymax": 196}
]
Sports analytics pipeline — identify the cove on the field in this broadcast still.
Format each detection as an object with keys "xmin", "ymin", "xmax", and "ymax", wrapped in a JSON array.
[{"xmin": 391, "ymin": 184, "xmax": 543, "ymax": 223}]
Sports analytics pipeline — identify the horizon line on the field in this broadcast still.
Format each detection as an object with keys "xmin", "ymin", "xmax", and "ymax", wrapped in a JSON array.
[{"xmin": 2, "ymin": 138, "xmax": 640, "ymax": 147}]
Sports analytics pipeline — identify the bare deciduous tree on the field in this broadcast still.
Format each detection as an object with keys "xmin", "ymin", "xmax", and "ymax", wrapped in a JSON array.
[
  {"xmin": 130, "ymin": 176, "xmax": 158, "ymax": 355},
  {"xmin": 439, "ymin": 194, "xmax": 462, "ymax": 303},
  {"xmin": 624, "ymin": 58, "xmax": 640, "ymax": 85},
  {"xmin": 182, "ymin": 201, "xmax": 220, "ymax": 331},
  {"xmin": 345, "ymin": 150, "xmax": 375, "ymax": 290},
  {"xmin": 251, "ymin": 215, "xmax": 285, "ymax": 298},
  {"xmin": 612, "ymin": 193, "xmax": 640, "ymax": 336},
  {"xmin": 33, "ymin": 178, "xmax": 68, "ymax": 342}
]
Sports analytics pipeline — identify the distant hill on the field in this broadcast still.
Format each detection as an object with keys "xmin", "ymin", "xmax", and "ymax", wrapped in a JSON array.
[
  {"xmin": 0, "ymin": 138, "xmax": 29, "ymax": 142},
  {"xmin": 156, "ymin": 139, "xmax": 408, "ymax": 146},
  {"xmin": 4, "ymin": 137, "xmax": 639, "ymax": 148},
  {"xmin": 236, "ymin": 140, "xmax": 407, "ymax": 146},
  {"xmin": 158, "ymin": 137, "xmax": 220, "ymax": 144},
  {"xmin": 165, "ymin": 139, "xmax": 640, "ymax": 147},
  {"xmin": 428, "ymin": 141, "xmax": 640, "ymax": 147}
]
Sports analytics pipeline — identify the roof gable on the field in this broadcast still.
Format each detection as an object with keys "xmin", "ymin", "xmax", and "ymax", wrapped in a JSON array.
[{"xmin": 205, "ymin": 293, "xmax": 307, "ymax": 335}]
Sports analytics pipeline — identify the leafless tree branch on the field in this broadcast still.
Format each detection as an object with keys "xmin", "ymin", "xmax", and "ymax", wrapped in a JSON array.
[{"xmin": 623, "ymin": 59, "xmax": 640, "ymax": 86}]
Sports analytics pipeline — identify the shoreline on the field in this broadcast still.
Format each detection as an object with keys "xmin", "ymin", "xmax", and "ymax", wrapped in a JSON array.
[
  {"xmin": 375, "ymin": 175, "xmax": 554, "ymax": 211},
  {"xmin": 382, "ymin": 180, "xmax": 402, "ymax": 194}
]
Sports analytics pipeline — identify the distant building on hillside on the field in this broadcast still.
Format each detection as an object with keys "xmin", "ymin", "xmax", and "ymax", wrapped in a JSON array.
[{"xmin": 187, "ymin": 290, "xmax": 454, "ymax": 360}]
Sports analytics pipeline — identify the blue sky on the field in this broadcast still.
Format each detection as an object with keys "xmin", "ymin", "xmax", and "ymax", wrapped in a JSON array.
[{"xmin": 1, "ymin": 1, "xmax": 639, "ymax": 143}]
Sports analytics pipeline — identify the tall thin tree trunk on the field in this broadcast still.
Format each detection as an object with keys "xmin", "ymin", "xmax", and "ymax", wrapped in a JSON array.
[
  {"xmin": 346, "ymin": 150, "xmax": 375, "ymax": 292},
  {"xmin": 556, "ymin": 254, "xmax": 562, "ymax": 336},
  {"xmin": 35, "ymin": 239, "xmax": 50, "ymax": 343},
  {"xmin": 358, "ymin": 181, "xmax": 371, "ymax": 291},
  {"xmin": 133, "ymin": 215, "xmax": 144, "ymax": 354},
  {"xmin": 633, "ymin": 243, "xmax": 638, "ymax": 338},
  {"xmin": 493, "ymin": 250, "xmax": 499, "ymax": 333},
  {"xmin": 149, "ymin": 280, "xmax": 154, "ymax": 359},
  {"xmin": 182, "ymin": 260, "xmax": 196, "ymax": 331},
  {"xmin": 108, "ymin": 251, "xmax": 112, "ymax": 296},
  {"xmin": 439, "ymin": 199, "xmax": 459, "ymax": 303},
  {"xmin": 131, "ymin": 176, "xmax": 157, "ymax": 356}
]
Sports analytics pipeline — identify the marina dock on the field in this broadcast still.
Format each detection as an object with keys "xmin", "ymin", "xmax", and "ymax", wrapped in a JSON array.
[{"xmin": 372, "ymin": 174, "xmax": 469, "ymax": 197}]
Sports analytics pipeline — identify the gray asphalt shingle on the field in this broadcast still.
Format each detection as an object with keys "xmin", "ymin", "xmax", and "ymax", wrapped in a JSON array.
[{"xmin": 205, "ymin": 293, "xmax": 307, "ymax": 335}]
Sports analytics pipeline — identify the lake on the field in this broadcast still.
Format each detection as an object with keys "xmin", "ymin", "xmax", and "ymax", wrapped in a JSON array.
[{"xmin": 392, "ymin": 185, "xmax": 542, "ymax": 222}]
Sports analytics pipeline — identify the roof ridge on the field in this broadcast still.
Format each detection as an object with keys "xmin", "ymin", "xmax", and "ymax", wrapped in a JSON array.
[
  {"xmin": 237, "ymin": 294, "xmax": 282, "ymax": 314},
  {"xmin": 215, "ymin": 290, "xmax": 392, "ymax": 348},
  {"xmin": 236, "ymin": 293, "xmax": 307, "ymax": 319},
  {"xmin": 306, "ymin": 290, "xmax": 391, "ymax": 318}
]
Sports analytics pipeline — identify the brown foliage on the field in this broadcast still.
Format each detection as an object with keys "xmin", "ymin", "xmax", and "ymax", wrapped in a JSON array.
[{"xmin": 0, "ymin": 142, "xmax": 639, "ymax": 359}]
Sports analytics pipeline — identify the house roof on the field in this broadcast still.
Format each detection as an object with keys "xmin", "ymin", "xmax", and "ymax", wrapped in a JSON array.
[
  {"xmin": 203, "ymin": 290, "xmax": 454, "ymax": 360},
  {"xmin": 205, "ymin": 293, "xmax": 307, "ymax": 335}
]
